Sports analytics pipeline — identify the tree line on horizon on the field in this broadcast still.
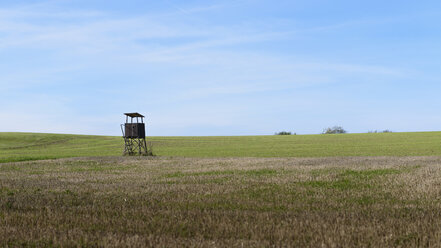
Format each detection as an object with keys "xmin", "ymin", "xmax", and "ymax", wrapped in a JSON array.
[{"xmin": 275, "ymin": 126, "xmax": 393, "ymax": 135}]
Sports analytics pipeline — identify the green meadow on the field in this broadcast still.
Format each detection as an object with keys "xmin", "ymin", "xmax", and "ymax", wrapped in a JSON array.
[
  {"xmin": 3, "ymin": 132, "xmax": 441, "ymax": 246},
  {"xmin": 1, "ymin": 131, "xmax": 441, "ymax": 163}
]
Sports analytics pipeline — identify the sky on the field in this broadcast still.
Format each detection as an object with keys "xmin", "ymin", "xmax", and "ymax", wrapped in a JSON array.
[{"xmin": 1, "ymin": 0, "xmax": 441, "ymax": 136}]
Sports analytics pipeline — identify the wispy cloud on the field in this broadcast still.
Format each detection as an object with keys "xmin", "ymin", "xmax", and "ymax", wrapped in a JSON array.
[{"xmin": 161, "ymin": 0, "xmax": 224, "ymax": 15}]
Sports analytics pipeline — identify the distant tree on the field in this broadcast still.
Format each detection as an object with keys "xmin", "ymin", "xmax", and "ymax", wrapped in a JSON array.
[
  {"xmin": 322, "ymin": 126, "xmax": 347, "ymax": 134},
  {"xmin": 368, "ymin": 129, "xmax": 392, "ymax": 133},
  {"xmin": 275, "ymin": 131, "xmax": 292, "ymax": 135}
]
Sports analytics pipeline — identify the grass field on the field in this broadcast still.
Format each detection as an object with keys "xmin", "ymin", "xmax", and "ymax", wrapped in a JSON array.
[
  {"xmin": 2, "ymin": 132, "xmax": 441, "ymax": 246},
  {"xmin": 2, "ymin": 131, "xmax": 441, "ymax": 163},
  {"xmin": 2, "ymin": 156, "xmax": 441, "ymax": 246}
]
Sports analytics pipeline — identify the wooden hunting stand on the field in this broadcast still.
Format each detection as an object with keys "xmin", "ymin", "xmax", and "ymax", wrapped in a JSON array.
[{"xmin": 121, "ymin": 112, "xmax": 148, "ymax": 155}]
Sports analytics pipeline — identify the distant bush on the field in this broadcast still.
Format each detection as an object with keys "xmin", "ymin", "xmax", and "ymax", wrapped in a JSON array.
[
  {"xmin": 275, "ymin": 131, "xmax": 293, "ymax": 135},
  {"xmin": 368, "ymin": 130, "xmax": 392, "ymax": 133},
  {"xmin": 322, "ymin": 126, "xmax": 347, "ymax": 134}
]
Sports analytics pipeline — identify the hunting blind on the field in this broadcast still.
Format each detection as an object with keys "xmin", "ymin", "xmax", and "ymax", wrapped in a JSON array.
[{"xmin": 121, "ymin": 112, "xmax": 148, "ymax": 155}]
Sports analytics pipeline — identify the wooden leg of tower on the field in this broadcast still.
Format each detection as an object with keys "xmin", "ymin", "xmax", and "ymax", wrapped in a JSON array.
[
  {"xmin": 123, "ymin": 138, "xmax": 148, "ymax": 156},
  {"xmin": 127, "ymin": 138, "xmax": 135, "ymax": 155}
]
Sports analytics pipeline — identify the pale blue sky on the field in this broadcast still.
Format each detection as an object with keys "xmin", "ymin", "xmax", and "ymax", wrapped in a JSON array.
[{"xmin": 1, "ymin": 0, "xmax": 441, "ymax": 136}]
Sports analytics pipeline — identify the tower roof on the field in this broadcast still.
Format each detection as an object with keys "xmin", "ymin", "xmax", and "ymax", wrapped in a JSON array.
[{"xmin": 124, "ymin": 112, "xmax": 145, "ymax": 118}]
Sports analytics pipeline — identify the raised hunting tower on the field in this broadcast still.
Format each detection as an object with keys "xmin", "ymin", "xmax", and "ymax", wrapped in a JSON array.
[{"xmin": 121, "ymin": 112, "xmax": 148, "ymax": 155}]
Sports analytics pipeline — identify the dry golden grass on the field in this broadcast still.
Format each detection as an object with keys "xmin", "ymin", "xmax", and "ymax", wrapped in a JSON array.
[{"xmin": 2, "ymin": 156, "xmax": 441, "ymax": 247}]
